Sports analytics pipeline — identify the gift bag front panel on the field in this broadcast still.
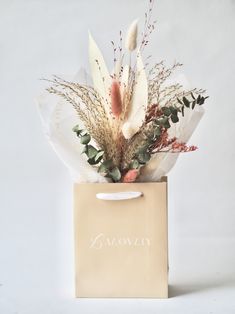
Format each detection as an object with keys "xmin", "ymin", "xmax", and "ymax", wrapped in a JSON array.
[{"xmin": 74, "ymin": 181, "xmax": 168, "ymax": 298}]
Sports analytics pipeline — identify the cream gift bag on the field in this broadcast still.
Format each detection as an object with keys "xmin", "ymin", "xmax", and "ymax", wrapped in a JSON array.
[{"xmin": 73, "ymin": 178, "xmax": 168, "ymax": 298}]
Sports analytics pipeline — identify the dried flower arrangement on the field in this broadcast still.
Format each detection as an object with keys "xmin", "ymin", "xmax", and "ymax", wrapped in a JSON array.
[{"xmin": 44, "ymin": 0, "xmax": 208, "ymax": 183}]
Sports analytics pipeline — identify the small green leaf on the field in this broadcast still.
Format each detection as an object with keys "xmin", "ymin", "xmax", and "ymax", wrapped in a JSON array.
[
  {"xmin": 138, "ymin": 144, "xmax": 149, "ymax": 153},
  {"xmin": 183, "ymin": 96, "xmax": 190, "ymax": 108},
  {"xmin": 98, "ymin": 160, "xmax": 113, "ymax": 173},
  {"xmin": 158, "ymin": 116, "xmax": 168, "ymax": 125},
  {"xmin": 72, "ymin": 125, "xmax": 83, "ymax": 136},
  {"xmin": 196, "ymin": 95, "xmax": 201, "ymax": 104},
  {"xmin": 154, "ymin": 127, "xmax": 161, "ymax": 137},
  {"xmin": 164, "ymin": 120, "xmax": 171, "ymax": 129},
  {"xmin": 72, "ymin": 125, "xmax": 81, "ymax": 132},
  {"xmin": 109, "ymin": 167, "xmax": 121, "ymax": 182},
  {"xmin": 171, "ymin": 114, "xmax": 179, "ymax": 123},
  {"xmin": 162, "ymin": 107, "xmax": 171, "ymax": 116},
  {"xmin": 94, "ymin": 150, "xmax": 104, "ymax": 162},
  {"xmin": 198, "ymin": 97, "xmax": 205, "ymax": 105},
  {"xmin": 138, "ymin": 151, "xmax": 151, "ymax": 164},
  {"xmin": 82, "ymin": 145, "xmax": 88, "ymax": 154},
  {"xmin": 86, "ymin": 145, "xmax": 98, "ymax": 159},
  {"xmin": 191, "ymin": 92, "xmax": 195, "ymax": 100},
  {"xmin": 80, "ymin": 134, "xmax": 91, "ymax": 144},
  {"xmin": 177, "ymin": 98, "xmax": 183, "ymax": 105},
  {"xmin": 129, "ymin": 159, "xmax": 139, "ymax": 169},
  {"xmin": 87, "ymin": 158, "xmax": 99, "ymax": 165},
  {"xmin": 181, "ymin": 106, "xmax": 185, "ymax": 117},
  {"xmin": 170, "ymin": 106, "xmax": 178, "ymax": 115}
]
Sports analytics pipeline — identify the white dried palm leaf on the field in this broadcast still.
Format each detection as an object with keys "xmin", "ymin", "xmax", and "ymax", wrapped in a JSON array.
[
  {"xmin": 73, "ymin": 67, "xmax": 92, "ymax": 85},
  {"xmin": 122, "ymin": 52, "xmax": 148, "ymax": 139},
  {"xmin": 88, "ymin": 32, "xmax": 111, "ymax": 118}
]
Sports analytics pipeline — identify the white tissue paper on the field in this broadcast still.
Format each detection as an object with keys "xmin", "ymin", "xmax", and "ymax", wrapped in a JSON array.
[{"xmin": 36, "ymin": 69, "xmax": 108, "ymax": 183}]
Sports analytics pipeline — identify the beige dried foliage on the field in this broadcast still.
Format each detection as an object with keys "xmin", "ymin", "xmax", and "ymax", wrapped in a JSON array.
[{"xmin": 46, "ymin": 76, "xmax": 123, "ymax": 165}]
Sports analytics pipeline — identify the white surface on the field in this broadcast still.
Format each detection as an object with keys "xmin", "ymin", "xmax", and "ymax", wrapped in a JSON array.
[{"xmin": 0, "ymin": 0, "xmax": 235, "ymax": 313}]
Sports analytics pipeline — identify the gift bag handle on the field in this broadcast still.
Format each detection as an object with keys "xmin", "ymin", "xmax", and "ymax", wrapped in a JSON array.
[{"xmin": 96, "ymin": 191, "xmax": 143, "ymax": 201}]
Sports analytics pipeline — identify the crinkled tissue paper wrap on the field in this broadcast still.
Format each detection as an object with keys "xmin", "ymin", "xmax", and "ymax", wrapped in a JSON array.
[{"xmin": 37, "ymin": 70, "xmax": 204, "ymax": 183}]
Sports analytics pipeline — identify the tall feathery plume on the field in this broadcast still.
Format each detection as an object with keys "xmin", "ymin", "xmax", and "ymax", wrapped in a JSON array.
[
  {"xmin": 111, "ymin": 80, "xmax": 122, "ymax": 118},
  {"xmin": 125, "ymin": 19, "xmax": 138, "ymax": 51}
]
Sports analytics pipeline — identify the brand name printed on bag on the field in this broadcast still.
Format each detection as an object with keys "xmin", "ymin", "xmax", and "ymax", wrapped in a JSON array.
[{"xmin": 89, "ymin": 233, "xmax": 151, "ymax": 250}]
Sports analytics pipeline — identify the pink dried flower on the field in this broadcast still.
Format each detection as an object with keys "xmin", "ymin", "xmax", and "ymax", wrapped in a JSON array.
[
  {"xmin": 111, "ymin": 80, "xmax": 122, "ymax": 118},
  {"xmin": 171, "ymin": 142, "xmax": 198, "ymax": 152},
  {"xmin": 122, "ymin": 169, "xmax": 139, "ymax": 183}
]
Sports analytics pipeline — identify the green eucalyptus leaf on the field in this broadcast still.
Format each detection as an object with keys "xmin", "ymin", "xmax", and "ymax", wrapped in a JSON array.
[
  {"xmin": 98, "ymin": 164, "xmax": 107, "ymax": 174},
  {"xmin": 196, "ymin": 95, "xmax": 201, "ymax": 104},
  {"xmin": 162, "ymin": 107, "xmax": 171, "ymax": 116},
  {"xmin": 87, "ymin": 158, "xmax": 99, "ymax": 165},
  {"xmin": 192, "ymin": 100, "xmax": 196, "ymax": 109},
  {"xmin": 138, "ymin": 150, "xmax": 151, "ymax": 164},
  {"xmin": 82, "ymin": 145, "xmax": 88, "ymax": 154},
  {"xmin": 177, "ymin": 98, "xmax": 183, "ymax": 105},
  {"xmin": 72, "ymin": 125, "xmax": 81, "ymax": 132},
  {"xmin": 158, "ymin": 116, "xmax": 168, "ymax": 125},
  {"xmin": 129, "ymin": 159, "xmax": 139, "ymax": 169},
  {"xmin": 198, "ymin": 97, "xmax": 205, "ymax": 105},
  {"xmin": 109, "ymin": 167, "xmax": 121, "ymax": 182},
  {"xmin": 98, "ymin": 160, "xmax": 113, "ymax": 173},
  {"xmin": 80, "ymin": 134, "xmax": 91, "ymax": 144},
  {"xmin": 181, "ymin": 106, "xmax": 185, "ymax": 117},
  {"xmin": 72, "ymin": 125, "xmax": 83, "ymax": 136},
  {"xmin": 138, "ymin": 144, "xmax": 149, "ymax": 153},
  {"xmin": 164, "ymin": 120, "xmax": 171, "ymax": 129},
  {"xmin": 183, "ymin": 96, "xmax": 190, "ymax": 108},
  {"xmin": 191, "ymin": 92, "xmax": 196, "ymax": 100},
  {"xmin": 94, "ymin": 150, "xmax": 104, "ymax": 162},
  {"xmin": 86, "ymin": 145, "xmax": 98, "ymax": 159},
  {"xmin": 154, "ymin": 127, "xmax": 161, "ymax": 137},
  {"xmin": 170, "ymin": 106, "xmax": 178, "ymax": 115},
  {"xmin": 171, "ymin": 114, "xmax": 179, "ymax": 123}
]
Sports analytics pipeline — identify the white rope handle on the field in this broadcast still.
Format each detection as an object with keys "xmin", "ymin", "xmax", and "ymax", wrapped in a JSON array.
[{"xmin": 96, "ymin": 191, "xmax": 143, "ymax": 201}]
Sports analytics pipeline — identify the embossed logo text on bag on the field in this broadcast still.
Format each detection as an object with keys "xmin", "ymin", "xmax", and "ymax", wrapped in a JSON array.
[{"xmin": 89, "ymin": 233, "xmax": 151, "ymax": 250}]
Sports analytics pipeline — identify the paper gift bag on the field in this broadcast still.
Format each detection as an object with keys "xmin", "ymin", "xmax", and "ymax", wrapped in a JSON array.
[{"xmin": 73, "ymin": 178, "xmax": 168, "ymax": 298}]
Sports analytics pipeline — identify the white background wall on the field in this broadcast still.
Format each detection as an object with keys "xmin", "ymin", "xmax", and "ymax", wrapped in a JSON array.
[{"xmin": 0, "ymin": 0, "xmax": 235, "ymax": 313}]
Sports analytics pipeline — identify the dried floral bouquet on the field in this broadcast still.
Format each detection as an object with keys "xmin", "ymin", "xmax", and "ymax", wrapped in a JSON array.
[{"xmin": 44, "ymin": 0, "xmax": 208, "ymax": 183}]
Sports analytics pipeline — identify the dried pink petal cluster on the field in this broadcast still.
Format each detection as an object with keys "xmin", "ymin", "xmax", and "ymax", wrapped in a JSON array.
[
  {"xmin": 171, "ymin": 142, "xmax": 197, "ymax": 152},
  {"xmin": 111, "ymin": 80, "xmax": 122, "ymax": 118},
  {"xmin": 122, "ymin": 169, "xmax": 139, "ymax": 183}
]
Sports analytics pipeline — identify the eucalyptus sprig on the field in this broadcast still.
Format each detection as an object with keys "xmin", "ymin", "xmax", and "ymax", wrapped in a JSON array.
[
  {"xmin": 72, "ymin": 125, "xmax": 121, "ymax": 182},
  {"xmin": 130, "ymin": 92, "xmax": 209, "ymax": 169},
  {"xmin": 177, "ymin": 93, "xmax": 209, "ymax": 116}
]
